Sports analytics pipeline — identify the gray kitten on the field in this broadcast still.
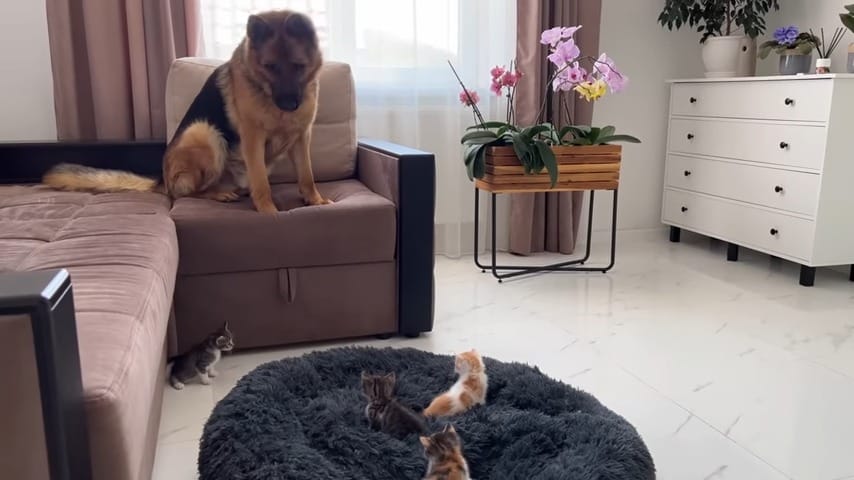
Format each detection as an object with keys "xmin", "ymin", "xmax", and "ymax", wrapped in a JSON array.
[
  {"xmin": 169, "ymin": 322, "xmax": 234, "ymax": 389},
  {"xmin": 361, "ymin": 371, "xmax": 427, "ymax": 438}
]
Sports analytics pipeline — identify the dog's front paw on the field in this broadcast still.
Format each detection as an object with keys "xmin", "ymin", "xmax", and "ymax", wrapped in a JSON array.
[
  {"xmin": 214, "ymin": 191, "xmax": 240, "ymax": 202},
  {"xmin": 305, "ymin": 195, "xmax": 333, "ymax": 206},
  {"xmin": 253, "ymin": 200, "xmax": 278, "ymax": 214}
]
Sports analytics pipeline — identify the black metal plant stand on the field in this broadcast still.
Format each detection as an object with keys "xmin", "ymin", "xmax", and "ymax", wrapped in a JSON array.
[{"xmin": 474, "ymin": 188, "xmax": 619, "ymax": 282}]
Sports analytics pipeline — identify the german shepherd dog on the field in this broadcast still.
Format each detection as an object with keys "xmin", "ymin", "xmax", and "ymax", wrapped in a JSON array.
[{"xmin": 44, "ymin": 10, "xmax": 330, "ymax": 213}]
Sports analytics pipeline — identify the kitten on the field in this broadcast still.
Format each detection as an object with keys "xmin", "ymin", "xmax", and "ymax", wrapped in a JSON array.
[
  {"xmin": 420, "ymin": 424, "xmax": 471, "ymax": 480},
  {"xmin": 361, "ymin": 371, "xmax": 427, "ymax": 438},
  {"xmin": 169, "ymin": 322, "xmax": 234, "ymax": 390},
  {"xmin": 424, "ymin": 350, "xmax": 488, "ymax": 418}
]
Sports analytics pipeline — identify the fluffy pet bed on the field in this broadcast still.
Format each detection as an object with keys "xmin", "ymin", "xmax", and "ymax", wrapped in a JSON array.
[{"xmin": 199, "ymin": 347, "xmax": 655, "ymax": 479}]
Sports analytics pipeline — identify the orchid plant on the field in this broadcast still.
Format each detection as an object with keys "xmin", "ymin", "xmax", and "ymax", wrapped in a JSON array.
[{"xmin": 452, "ymin": 25, "xmax": 639, "ymax": 187}]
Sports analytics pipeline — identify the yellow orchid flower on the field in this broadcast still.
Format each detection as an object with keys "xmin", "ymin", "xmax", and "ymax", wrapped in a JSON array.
[{"xmin": 574, "ymin": 78, "xmax": 607, "ymax": 101}]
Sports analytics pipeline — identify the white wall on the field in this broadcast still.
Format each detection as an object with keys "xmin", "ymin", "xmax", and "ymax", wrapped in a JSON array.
[
  {"xmin": 758, "ymin": 3, "xmax": 853, "ymax": 76},
  {"xmin": 590, "ymin": 0, "xmax": 705, "ymax": 231},
  {"xmin": 0, "ymin": 1, "xmax": 57, "ymax": 141}
]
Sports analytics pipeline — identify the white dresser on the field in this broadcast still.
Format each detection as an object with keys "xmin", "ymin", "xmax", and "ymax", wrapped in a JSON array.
[{"xmin": 662, "ymin": 74, "xmax": 854, "ymax": 286}]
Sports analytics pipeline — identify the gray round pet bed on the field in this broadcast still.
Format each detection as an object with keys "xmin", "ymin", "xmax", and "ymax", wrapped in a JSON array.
[{"xmin": 199, "ymin": 347, "xmax": 655, "ymax": 479}]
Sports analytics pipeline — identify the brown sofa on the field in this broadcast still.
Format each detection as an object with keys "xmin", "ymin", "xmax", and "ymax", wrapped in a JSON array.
[
  {"xmin": 0, "ymin": 59, "xmax": 434, "ymax": 480},
  {"xmin": 166, "ymin": 59, "xmax": 433, "ymax": 351},
  {"xmin": 0, "ymin": 187, "xmax": 177, "ymax": 480}
]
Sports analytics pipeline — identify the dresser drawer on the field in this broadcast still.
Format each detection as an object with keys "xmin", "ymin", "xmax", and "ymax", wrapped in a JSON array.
[
  {"xmin": 670, "ymin": 80, "xmax": 832, "ymax": 122},
  {"xmin": 669, "ymin": 118, "xmax": 827, "ymax": 170},
  {"xmin": 666, "ymin": 155, "xmax": 821, "ymax": 216},
  {"xmin": 663, "ymin": 189, "xmax": 815, "ymax": 261}
]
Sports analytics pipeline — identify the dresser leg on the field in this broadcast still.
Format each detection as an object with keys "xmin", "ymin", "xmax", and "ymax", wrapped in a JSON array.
[
  {"xmin": 726, "ymin": 243, "xmax": 739, "ymax": 262},
  {"xmin": 799, "ymin": 266, "xmax": 816, "ymax": 287},
  {"xmin": 669, "ymin": 226, "xmax": 681, "ymax": 243}
]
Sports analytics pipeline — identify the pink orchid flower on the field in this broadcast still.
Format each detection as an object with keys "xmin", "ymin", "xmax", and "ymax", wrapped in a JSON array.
[
  {"xmin": 547, "ymin": 38, "xmax": 580, "ymax": 67},
  {"xmin": 566, "ymin": 62, "xmax": 588, "ymax": 84},
  {"xmin": 459, "ymin": 89, "xmax": 480, "ymax": 106},
  {"xmin": 500, "ymin": 70, "xmax": 522, "ymax": 88},
  {"xmin": 490, "ymin": 80, "xmax": 503, "ymax": 96},
  {"xmin": 595, "ymin": 53, "xmax": 628, "ymax": 93},
  {"xmin": 490, "ymin": 65, "xmax": 506, "ymax": 80},
  {"xmin": 540, "ymin": 27, "xmax": 565, "ymax": 46},
  {"xmin": 540, "ymin": 25, "xmax": 582, "ymax": 47}
]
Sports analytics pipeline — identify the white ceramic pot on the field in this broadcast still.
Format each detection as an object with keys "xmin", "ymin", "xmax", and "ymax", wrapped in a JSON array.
[
  {"xmin": 701, "ymin": 35, "xmax": 749, "ymax": 78},
  {"xmin": 736, "ymin": 37, "xmax": 757, "ymax": 76}
]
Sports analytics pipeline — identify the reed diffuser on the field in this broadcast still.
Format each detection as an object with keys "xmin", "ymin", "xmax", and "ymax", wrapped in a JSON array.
[{"xmin": 810, "ymin": 27, "xmax": 847, "ymax": 73}]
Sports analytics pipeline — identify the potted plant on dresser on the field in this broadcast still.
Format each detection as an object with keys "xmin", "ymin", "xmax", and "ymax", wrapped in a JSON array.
[
  {"xmin": 758, "ymin": 25, "xmax": 818, "ymax": 75},
  {"xmin": 450, "ymin": 26, "xmax": 639, "ymax": 193},
  {"xmin": 658, "ymin": 0, "xmax": 780, "ymax": 78}
]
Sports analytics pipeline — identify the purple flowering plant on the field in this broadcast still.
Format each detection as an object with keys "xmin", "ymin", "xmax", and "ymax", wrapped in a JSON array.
[
  {"xmin": 449, "ymin": 25, "xmax": 639, "ymax": 187},
  {"xmin": 759, "ymin": 25, "xmax": 819, "ymax": 58}
]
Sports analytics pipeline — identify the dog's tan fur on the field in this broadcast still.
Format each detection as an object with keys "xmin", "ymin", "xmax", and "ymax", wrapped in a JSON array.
[{"xmin": 44, "ymin": 10, "xmax": 328, "ymax": 213}]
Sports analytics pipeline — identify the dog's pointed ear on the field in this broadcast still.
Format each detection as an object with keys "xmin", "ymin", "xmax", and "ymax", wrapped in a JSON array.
[
  {"xmin": 284, "ymin": 12, "xmax": 317, "ymax": 42},
  {"xmin": 247, "ymin": 14, "xmax": 274, "ymax": 45},
  {"xmin": 419, "ymin": 436, "xmax": 431, "ymax": 448}
]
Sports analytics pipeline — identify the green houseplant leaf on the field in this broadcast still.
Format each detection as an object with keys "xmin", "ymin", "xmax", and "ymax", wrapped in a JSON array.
[
  {"xmin": 461, "ymin": 130, "xmax": 498, "ymax": 144},
  {"xmin": 534, "ymin": 140, "xmax": 559, "ymax": 187},
  {"xmin": 597, "ymin": 134, "xmax": 642, "ymax": 144},
  {"xmin": 842, "ymin": 7, "xmax": 854, "ymax": 33},
  {"xmin": 465, "ymin": 121, "xmax": 513, "ymax": 131}
]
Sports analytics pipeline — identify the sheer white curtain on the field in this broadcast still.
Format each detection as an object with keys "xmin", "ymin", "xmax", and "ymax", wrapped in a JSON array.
[{"xmin": 200, "ymin": 0, "xmax": 516, "ymax": 256}]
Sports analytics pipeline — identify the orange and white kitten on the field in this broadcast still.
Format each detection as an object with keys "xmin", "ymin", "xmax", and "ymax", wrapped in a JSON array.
[{"xmin": 424, "ymin": 349, "xmax": 487, "ymax": 417}]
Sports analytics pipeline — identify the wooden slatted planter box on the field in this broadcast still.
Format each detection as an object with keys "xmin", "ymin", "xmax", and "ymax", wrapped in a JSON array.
[{"xmin": 475, "ymin": 145, "xmax": 621, "ymax": 194}]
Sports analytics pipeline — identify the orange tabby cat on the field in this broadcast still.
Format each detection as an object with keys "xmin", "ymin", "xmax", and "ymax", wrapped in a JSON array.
[{"xmin": 424, "ymin": 349, "xmax": 487, "ymax": 417}]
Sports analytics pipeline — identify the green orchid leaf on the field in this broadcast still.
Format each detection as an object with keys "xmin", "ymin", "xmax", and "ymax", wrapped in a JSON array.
[
  {"xmin": 511, "ymin": 132, "xmax": 532, "ymax": 164},
  {"xmin": 464, "ymin": 145, "xmax": 478, "ymax": 180},
  {"xmin": 597, "ymin": 134, "xmax": 642, "ymax": 144},
  {"xmin": 599, "ymin": 125, "xmax": 616, "ymax": 139},
  {"xmin": 521, "ymin": 125, "xmax": 551, "ymax": 139},
  {"xmin": 473, "ymin": 145, "xmax": 487, "ymax": 179},
  {"xmin": 534, "ymin": 140, "xmax": 559, "ymax": 187},
  {"xmin": 570, "ymin": 137, "xmax": 593, "ymax": 145},
  {"xmin": 465, "ymin": 121, "xmax": 511, "ymax": 131},
  {"xmin": 461, "ymin": 130, "xmax": 498, "ymax": 144}
]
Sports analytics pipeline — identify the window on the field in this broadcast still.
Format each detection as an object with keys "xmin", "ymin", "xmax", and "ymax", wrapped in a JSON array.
[
  {"xmin": 201, "ymin": 0, "xmax": 331, "ymax": 59},
  {"xmin": 199, "ymin": 0, "xmax": 495, "ymax": 95}
]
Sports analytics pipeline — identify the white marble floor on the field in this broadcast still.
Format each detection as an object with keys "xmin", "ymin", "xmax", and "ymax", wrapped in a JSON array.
[{"xmin": 152, "ymin": 230, "xmax": 854, "ymax": 480}]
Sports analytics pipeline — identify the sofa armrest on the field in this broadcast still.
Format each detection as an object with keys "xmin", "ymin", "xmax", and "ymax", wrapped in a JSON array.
[
  {"xmin": 0, "ymin": 141, "xmax": 165, "ymax": 184},
  {"xmin": 357, "ymin": 139, "xmax": 435, "ymax": 336},
  {"xmin": 0, "ymin": 270, "xmax": 92, "ymax": 480}
]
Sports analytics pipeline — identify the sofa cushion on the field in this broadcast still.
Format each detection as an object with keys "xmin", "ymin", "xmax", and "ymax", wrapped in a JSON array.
[
  {"xmin": 0, "ymin": 186, "xmax": 178, "ymax": 480},
  {"xmin": 170, "ymin": 180, "xmax": 396, "ymax": 276},
  {"xmin": 165, "ymin": 58, "xmax": 357, "ymax": 183}
]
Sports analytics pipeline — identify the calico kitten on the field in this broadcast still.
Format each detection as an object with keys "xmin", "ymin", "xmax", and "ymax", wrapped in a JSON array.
[
  {"xmin": 361, "ymin": 371, "xmax": 427, "ymax": 438},
  {"xmin": 424, "ymin": 350, "xmax": 488, "ymax": 417},
  {"xmin": 169, "ymin": 322, "xmax": 234, "ymax": 389},
  {"xmin": 420, "ymin": 424, "xmax": 471, "ymax": 480}
]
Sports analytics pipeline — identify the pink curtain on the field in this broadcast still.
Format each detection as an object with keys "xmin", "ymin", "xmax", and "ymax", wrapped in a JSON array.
[
  {"xmin": 510, "ymin": 0, "xmax": 603, "ymax": 255},
  {"xmin": 46, "ymin": 0, "xmax": 203, "ymax": 140}
]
